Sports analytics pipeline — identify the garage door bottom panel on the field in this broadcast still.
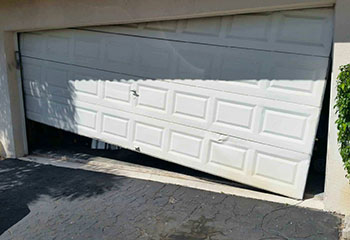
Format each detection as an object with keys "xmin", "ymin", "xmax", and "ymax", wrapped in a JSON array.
[{"xmin": 26, "ymin": 105, "xmax": 310, "ymax": 199}]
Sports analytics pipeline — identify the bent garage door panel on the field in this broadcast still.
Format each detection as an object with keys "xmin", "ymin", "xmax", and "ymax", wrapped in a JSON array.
[{"xmin": 20, "ymin": 8, "xmax": 334, "ymax": 199}]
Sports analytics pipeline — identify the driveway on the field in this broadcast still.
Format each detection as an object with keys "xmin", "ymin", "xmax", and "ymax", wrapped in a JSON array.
[{"xmin": 0, "ymin": 159, "xmax": 341, "ymax": 240}]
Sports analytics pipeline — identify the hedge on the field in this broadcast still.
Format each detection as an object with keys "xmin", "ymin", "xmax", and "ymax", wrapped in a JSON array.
[{"xmin": 335, "ymin": 64, "xmax": 350, "ymax": 181}]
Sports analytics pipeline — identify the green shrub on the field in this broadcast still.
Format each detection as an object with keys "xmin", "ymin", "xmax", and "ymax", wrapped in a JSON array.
[{"xmin": 335, "ymin": 64, "xmax": 350, "ymax": 181}]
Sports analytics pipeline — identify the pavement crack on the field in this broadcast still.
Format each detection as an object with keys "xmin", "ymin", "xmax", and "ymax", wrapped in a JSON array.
[{"xmin": 260, "ymin": 205, "xmax": 293, "ymax": 240}]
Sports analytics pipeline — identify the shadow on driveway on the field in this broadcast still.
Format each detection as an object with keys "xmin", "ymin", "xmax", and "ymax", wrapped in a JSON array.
[{"xmin": 0, "ymin": 159, "xmax": 123, "ymax": 235}]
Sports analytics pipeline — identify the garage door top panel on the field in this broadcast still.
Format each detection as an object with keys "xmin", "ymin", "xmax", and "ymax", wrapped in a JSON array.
[
  {"xmin": 20, "ymin": 28, "xmax": 330, "ymax": 107},
  {"xmin": 82, "ymin": 8, "xmax": 333, "ymax": 57}
]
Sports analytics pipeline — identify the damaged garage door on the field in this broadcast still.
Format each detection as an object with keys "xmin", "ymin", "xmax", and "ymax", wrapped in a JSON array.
[{"xmin": 20, "ymin": 8, "xmax": 334, "ymax": 198}]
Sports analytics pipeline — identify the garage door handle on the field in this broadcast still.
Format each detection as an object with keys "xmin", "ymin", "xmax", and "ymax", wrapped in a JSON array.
[{"xmin": 130, "ymin": 90, "xmax": 139, "ymax": 97}]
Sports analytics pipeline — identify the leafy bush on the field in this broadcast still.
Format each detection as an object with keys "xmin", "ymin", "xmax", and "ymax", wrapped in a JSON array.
[{"xmin": 335, "ymin": 64, "xmax": 350, "ymax": 181}]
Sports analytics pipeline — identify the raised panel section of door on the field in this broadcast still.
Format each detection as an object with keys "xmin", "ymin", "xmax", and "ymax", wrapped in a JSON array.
[
  {"xmin": 172, "ymin": 91, "xmax": 209, "ymax": 122},
  {"xmin": 101, "ymin": 114, "xmax": 129, "ymax": 141},
  {"xmin": 168, "ymin": 130, "xmax": 203, "ymax": 161},
  {"xmin": 84, "ymin": 8, "xmax": 333, "ymax": 56},
  {"xmin": 225, "ymin": 13, "xmax": 271, "ymax": 42},
  {"xmin": 253, "ymin": 151, "xmax": 298, "ymax": 184},
  {"xmin": 133, "ymin": 122, "xmax": 165, "ymax": 150},
  {"xmin": 211, "ymin": 94, "xmax": 318, "ymax": 154},
  {"xmin": 171, "ymin": 49, "xmax": 328, "ymax": 107},
  {"xmin": 274, "ymin": 9, "xmax": 333, "ymax": 55},
  {"xmin": 260, "ymin": 108, "xmax": 307, "ymax": 141},
  {"xmin": 70, "ymin": 70, "xmax": 100, "ymax": 100},
  {"xmin": 208, "ymin": 141, "xmax": 248, "ymax": 172},
  {"xmin": 103, "ymin": 81, "xmax": 133, "ymax": 106},
  {"xmin": 182, "ymin": 17, "xmax": 222, "ymax": 37},
  {"xmin": 74, "ymin": 107, "xmax": 98, "ymax": 131},
  {"xmin": 214, "ymin": 99, "xmax": 255, "ymax": 131},
  {"xmin": 22, "ymin": 57, "xmax": 135, "ymax": 113},
  {"xmin": 135, "ymin": 83, "xmax": 169, "ymax": 114}
]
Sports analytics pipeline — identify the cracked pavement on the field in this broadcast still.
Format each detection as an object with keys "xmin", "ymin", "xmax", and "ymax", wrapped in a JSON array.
[{"xmin": 0, "ymin": 159, "xmax": 341, "ymax": 240}]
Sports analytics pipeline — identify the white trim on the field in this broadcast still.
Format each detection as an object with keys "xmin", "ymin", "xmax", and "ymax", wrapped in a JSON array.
[{"xmin": 14, "ymin": 33, "xmax": 28, "ymax": 155}]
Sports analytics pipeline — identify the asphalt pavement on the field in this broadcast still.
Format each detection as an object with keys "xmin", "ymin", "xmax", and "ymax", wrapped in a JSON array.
[{"xmin": 0, "ymin": 159, "xmax": 341, "ymax": 240}]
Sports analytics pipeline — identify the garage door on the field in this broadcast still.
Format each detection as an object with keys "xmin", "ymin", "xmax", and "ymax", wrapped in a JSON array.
[{"xmin": 20, "ymin": 8, "xmax": 334, "ymax": 199}]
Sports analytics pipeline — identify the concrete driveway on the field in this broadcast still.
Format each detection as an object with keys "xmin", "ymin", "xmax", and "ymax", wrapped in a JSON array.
[{"xmin": 0, "ymin": 159, "xmax": 341, "ymax": 240}]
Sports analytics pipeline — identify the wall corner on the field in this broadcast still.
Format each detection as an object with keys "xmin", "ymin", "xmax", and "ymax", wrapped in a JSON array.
[{"xmin": 0, "ymin": 31, "xmax": 27, "ymax": 158}]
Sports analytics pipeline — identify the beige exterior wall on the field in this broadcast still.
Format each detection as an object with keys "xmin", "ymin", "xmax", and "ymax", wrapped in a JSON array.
[
  {"xmin": 0, "ymin": 0, "xmax": 350, "ymax": 214},
  {"xmin": 0, "ymin": 32, "xmax": 15, "ymax": 157},
  {"xmin": 0, "ymin": 0, "xmax": 335, "ymax": 31},
  {"xmin": 0, "ymin": 32, "xmax": 27, "ymax": 157},
  {"xmin": 324, "ymin": 0, "xmax": 350, "ymax": 215}
]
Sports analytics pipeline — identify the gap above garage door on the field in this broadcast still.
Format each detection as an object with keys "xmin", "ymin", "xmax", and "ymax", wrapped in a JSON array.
[{"xmin": 20, "ymin": 7, "xmax": 334, "ymax": 199}]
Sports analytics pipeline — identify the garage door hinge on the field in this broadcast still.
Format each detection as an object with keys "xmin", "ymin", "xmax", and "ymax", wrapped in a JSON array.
[{"xmin": 15, "ymin": 51, "xmax": 21, "ymax": 69}]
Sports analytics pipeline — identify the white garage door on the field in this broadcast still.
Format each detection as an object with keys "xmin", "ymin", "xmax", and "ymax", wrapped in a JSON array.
[{"xmin": 20, "ymin": 8, "xmax": 334, "ymax": 199}]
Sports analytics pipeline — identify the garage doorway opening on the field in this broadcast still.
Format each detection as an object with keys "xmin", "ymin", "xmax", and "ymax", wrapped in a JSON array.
[{"xmin": 19, "ymin": 7, "xmax": 334, "ymax": 199}]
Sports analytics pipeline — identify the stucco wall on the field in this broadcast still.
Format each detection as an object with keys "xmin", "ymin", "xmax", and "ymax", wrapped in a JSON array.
[
  {"xmin": 324, "ymin": 0, "xmax": 350, "ymax": 215},
  {"xmin": 0, "ymin": 33, "xmax": 15, "ymax": 157},
  {"xmin": 0, "ymin": 32, "xmax": 26, "ymax": 157},
  {"xmin": 0, "ymin": 0, "xmax": 335, "ymax": 31}
]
